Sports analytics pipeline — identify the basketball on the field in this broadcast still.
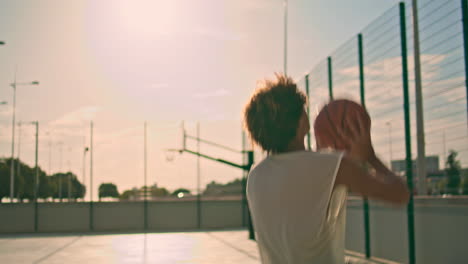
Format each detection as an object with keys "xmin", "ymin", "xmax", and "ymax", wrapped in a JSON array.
[{"xmin": 313, "ymin": 99, "xmax": 370, "ymax": 150}]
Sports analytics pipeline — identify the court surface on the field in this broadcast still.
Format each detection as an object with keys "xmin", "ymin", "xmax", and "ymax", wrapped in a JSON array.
[{"xmin": 0, "ymin": 230, "xmax": 396, "ymax": 264}]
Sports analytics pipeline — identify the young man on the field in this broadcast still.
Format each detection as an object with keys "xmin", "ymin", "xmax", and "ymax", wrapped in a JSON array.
[{"xmin": 243, "ymin": 74, "xmax": 409, "ymax": 264}]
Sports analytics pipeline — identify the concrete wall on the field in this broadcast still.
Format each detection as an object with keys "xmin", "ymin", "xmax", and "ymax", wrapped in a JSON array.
[
  {"xmin": 0, "ymin": 203, "xmax": 35, "ymax": 233},
  {"xmin": 1, "ymin": 197, "xmax": 467, "ymax": 263},
  {"xmin": 345, "ymin": 197, "xmax": 468, "ymax": 264},
  {"xmin": 0, "ymin": 200, "xmax": 245, "ymax": 233},
  {"xmin": 149, "ymin": 201, "xmax": 198, "ymax": 230},
  {"xmin": 38, "ymin": 203, "xmax": 89, "ymax": 232}
]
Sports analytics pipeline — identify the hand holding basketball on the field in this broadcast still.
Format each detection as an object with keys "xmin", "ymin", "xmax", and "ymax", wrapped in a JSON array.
[
  {"xmin": 314, "ymin": 99, "xmax": 374, "ymax": 162},
  {"xmin": 338, "ymin": 114, "xmax": 374, "ymax": 162}
]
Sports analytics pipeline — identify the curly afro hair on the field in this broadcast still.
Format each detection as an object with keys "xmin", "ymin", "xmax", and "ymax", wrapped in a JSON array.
[{"xmin": 243, "ymin": 74, "xmax": 307, "ymax": 153}]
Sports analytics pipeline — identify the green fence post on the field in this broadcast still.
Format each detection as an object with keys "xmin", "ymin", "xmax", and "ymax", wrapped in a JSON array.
[
  {"xmin": 399, "ymin": 3, "xmax": 416, "ymax": 264},
  {"xmin": 246, "ymin": 151, "xmax": 255, "ymax": 240},
  {"xmin": 305, "ymin": 74, "xmax": 312, "ymax": 150},
  {"xmin": 358, "ymin": 33, "xmax": 371, "ymax": 259},
  {"xmin": 197, "ymin": 123, "xmax": 201, "ymax": 229},
  {"xmin": 461, "ymin": 0, "xmax": 468, "ymax": 124},
  {"xmin": 327, "ymin": 57, "xmax": 334, "ymax": 100},
  {"xmin": 33, "ymin": 121, "xmax": 39, "ymax": 232},
  {"xmin": 241, "ymin": 131, "xmax": 247, "ymax": 227},
  {"xmin": 144, "ymin": 122, "xmax": 148, "ymax": 231},
  {"xmin": 89, "ymin": 121, "xmax": 94, "ymax": 231}
]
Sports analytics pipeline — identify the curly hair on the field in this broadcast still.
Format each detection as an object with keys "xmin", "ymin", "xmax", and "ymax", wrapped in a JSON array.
[{"xmin": 243, "ymin": 74, "xmax": 307, "ymax": 153}]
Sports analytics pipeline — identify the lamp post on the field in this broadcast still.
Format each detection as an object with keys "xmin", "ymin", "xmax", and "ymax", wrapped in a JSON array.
[
  {"xmin": 57, "ymin": 141, "xmax": 64, "ymax": 202},
  {"xmin": 10, "ymin": 79, "xmax": 39, "ymax": 201},
  {"xmin": 67, "ymin": 146, "xmax": 72, "ymax": 202},
  {"xmin": 31, "ymin": 121, "xmax": 39, "ymax": 201},
  {"xmin": 283, "ymin": 0, "xmax": 288, "ymax": 75},
  {"xmin": 16, "ymin": 122, "xmax": 22, "ymax": 195},
  {"xmin": 386, "ymin": 121, "xmax": 393, "ymax": 168},
  {"xmin": 46, "ymin": 132, "xmax": 52, "ymax": 174},
  {"xmin": 412, "ymin": 0, "xmax": 427, "ymax": 195},
  {"xmin": 31, "ymin": 121, "xmax": 39, "ymax": 231},
  {"xmin": 0, "ymin": 101, "xmax": 7, "ymax": 105},
  {"xmin": 0, "ymin": 41, "xmax": 5, "ymax": 45},
  {"xmin": 83, "ymin": 146, "xmax": 89, "ymax": 201}
]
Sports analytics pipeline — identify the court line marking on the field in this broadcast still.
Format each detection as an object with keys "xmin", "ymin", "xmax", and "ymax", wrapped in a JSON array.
[
  {"xmin": 33, "ymin": 235, "xmax": 82, "ymax": 264},
  {"xmin": 205, "ymin": 232, "xmax": 259, "ymax": 261}
]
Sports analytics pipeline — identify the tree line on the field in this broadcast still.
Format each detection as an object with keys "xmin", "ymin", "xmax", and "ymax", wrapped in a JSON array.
[
  {"xmin": 2, "ymin": 150, "xmax": 465, "ymax": 202},
  {"xmin": 0, "ymin": 158, "xmax": 85, "ymax": 202}
]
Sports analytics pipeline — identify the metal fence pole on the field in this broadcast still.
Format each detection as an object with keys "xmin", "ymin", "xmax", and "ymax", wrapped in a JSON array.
[
  {"xmin": 89, "ymin": 121, "xmax": 94, "ymax": 231},
  {"xmin": 327, "ymin": 57, "xmax": 334, "ymax": 100},
  {"xmin": 461, "ymin": 0, "xmax": 468, "ymax": 125},
  {"xmin": 412, "ymin": 0, "xmax": 427, "ymax": 195},
  {"xmin": 197, "ymin": 122, "xmax": 201, "ymax": 229},
  {"xmin": 34, "ymin": 121, "xmax": 39, "ymax": 232},
  {"xmin": 358, "ymin": 33, "xmax": 371, "ymax": 259},
  {"xmin": 246, "ymin": 151, "xmax": 255, "ymax": 240},
  {"xmin": 399, "ymin": 3, "xmax": 416, "ymax": 264},
  {"xmin": 241, "ymin": 131, "xmax": 247, "ymax": 227},
  {"xmin": 305, "ymin": 74, "xmax": 312, "ymax": 150},
  {"xmin": 144, "ymin": 121, "xmax": 148, "ymax": 231}
]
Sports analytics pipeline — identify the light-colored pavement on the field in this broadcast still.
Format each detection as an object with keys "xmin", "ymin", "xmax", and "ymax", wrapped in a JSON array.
[
  {"xmin": 0, "ymin": 230, "xmax": 260, "ymax": 264},
  {"xmin": 0, "ymin": 230, "xmax": 395, "ymax": 264}
]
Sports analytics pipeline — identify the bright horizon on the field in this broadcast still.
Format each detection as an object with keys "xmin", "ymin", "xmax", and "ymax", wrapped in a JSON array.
[{"xmin": 4, "ymin": 0, "xmax": 458, "ymax": 200}]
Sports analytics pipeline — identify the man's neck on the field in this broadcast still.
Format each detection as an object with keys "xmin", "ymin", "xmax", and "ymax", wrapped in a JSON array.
[{"xmin": 285, "ymin": 140, "xmax": 306, "ymax": 152}]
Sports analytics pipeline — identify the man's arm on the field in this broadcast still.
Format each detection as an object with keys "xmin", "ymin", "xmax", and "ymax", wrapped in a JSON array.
[{"xmin": 335, "ymin": 155, "xmax": 410, "ymax": 206}]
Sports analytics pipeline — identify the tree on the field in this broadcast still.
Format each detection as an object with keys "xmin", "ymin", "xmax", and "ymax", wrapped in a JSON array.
[
  {"xmin": 445, "ymin": 150, "xmax": 461, "ymax": 195},
  {"xmin": 0, "ymin": 159, "xmax": 10, "ymax": 202},
  {"xmin": 119, "ymin": 190, "xmax": 134, "ymax": 200},
  {"xmin": 0, "ymin": 158, "xmax": 41, "ymax": 202},
  {"xmin": 0, "ymin": 158, "xmax": 85, "ymax": 202},
  {"xmin": 50, "ymin": 173, "xmax": 85, "ymax": 200},
  {"xmin": 462, "ymin": 176, "xmax": 468, "ymax": 195},
  {"xmin": 171, "ymin": 188, "xmax": 191, "ymax": 197},
  {"xmin": 150, "ymin": 185, "xmax": 169, "ymax": 197},
  {"xmin": 203, "ymin": 178, "xmax": 243, "ymax": 196},
  {"xmin": 98, "ymin": 183, "xmax": 119, "ymax": 200}
]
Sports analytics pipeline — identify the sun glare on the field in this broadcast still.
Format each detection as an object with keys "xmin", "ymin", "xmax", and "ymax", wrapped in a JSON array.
[{"xmin": 115, "ymin": 1, "xmax": 180, "ymax": 35}]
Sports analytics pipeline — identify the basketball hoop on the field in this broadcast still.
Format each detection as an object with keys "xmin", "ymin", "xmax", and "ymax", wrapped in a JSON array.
[
  {"xmin": 165, "ymin": 150, "xmax": 175, "ymax": 162},
  {"xmin": 164, "ymin": 148, "xmax": 183, "ymax": 162},
  {"xmin": 166, "ymin": 151, "xmax": 175, "ymax": 162}
]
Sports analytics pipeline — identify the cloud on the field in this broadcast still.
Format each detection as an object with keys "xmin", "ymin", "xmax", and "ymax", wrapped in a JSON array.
[
  {"xmin": 49, "ymin": 106, "xmax": 100, "ymax": 128},
  {"xmin": 303, "ymin": 51, "xmax": 467, "ymax": 164},
  {"xmin": 40, "ymin": 106, "xmax": 101, "ymax": 141},
  {"xmin": 193, "ymin": 88, "xmax": 230, "ymax": 99},
  {"xmin": 150, "ymin": 83, "xmax": 169, "ymax": 89},
  {"xmin": 240, "ymin": 0, "xmax": 277, "ymax": 10},
  {"xmin": 0, "ymin": 107, "xmax": 12, "ymax": 118},
  {"xmin": 191, "ymin": 26, "xmax": 244, "ymax": 41}
]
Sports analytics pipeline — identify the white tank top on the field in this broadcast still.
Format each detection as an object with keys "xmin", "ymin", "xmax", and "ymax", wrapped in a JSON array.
[{"xmin": 247, "ymin": 150, "xmax": 347, "ymax": 264}]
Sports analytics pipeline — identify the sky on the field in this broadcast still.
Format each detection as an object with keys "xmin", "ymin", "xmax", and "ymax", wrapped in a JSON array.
[{"xmin": 1, "ymin": 0, "xmax": 466, "ymax": 200}]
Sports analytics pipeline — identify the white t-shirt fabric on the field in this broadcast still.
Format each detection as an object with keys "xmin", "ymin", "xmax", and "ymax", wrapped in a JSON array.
[{"xmin": 247, "ymin": 150, "xmax": 347, "ymax": 264}]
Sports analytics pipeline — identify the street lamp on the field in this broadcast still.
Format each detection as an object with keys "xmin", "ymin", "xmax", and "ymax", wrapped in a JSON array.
[
  {"xmin": 29, "ymin": 121, "xmax": 39, "ymax": 202},
  {"xmin": 16, "ymin": 122, "xmax": 23, "ymax": 193},
  {"xmin": 283, "ymin": 0, "xmax": 288, "ymax": 75},
  {"xmin": 10, "ymin": 79, "xmax": 39, "ymax": 202},
  {"xmin": 83, "ymin": 146, "xmax": 89, "ymax": 201},
  {"xmin": 386, "ymin": 121, "xmax": 393, "ymax": 168},
  {"xmin": 45, "ymin": 131, "xmax": 53, "ymax": 174},
  {"xmin": 0, "ymin": 101, "xmax": 7, "ymax": 105},
  {"xmin": 57, "ymin": 141, "xmax": 64, "ymax": 202},
  {"xmin": 0, "ymin": 41, "xmax": 5, "ymax": 45}
]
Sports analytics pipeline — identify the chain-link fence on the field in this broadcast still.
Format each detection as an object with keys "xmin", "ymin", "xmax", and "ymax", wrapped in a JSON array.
[
  {"xmin": 297, "ymin": 0, "xmax": 467, "ymax": 192},
  {"xmin": 296, "ymin": 1, "xmax": 468, "ymax": 263}
]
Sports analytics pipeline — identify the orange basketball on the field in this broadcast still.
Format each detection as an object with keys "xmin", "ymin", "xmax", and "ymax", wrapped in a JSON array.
[{"xmin": 313, "ymin": 99, "xmax": 370, "ymax": 150}]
